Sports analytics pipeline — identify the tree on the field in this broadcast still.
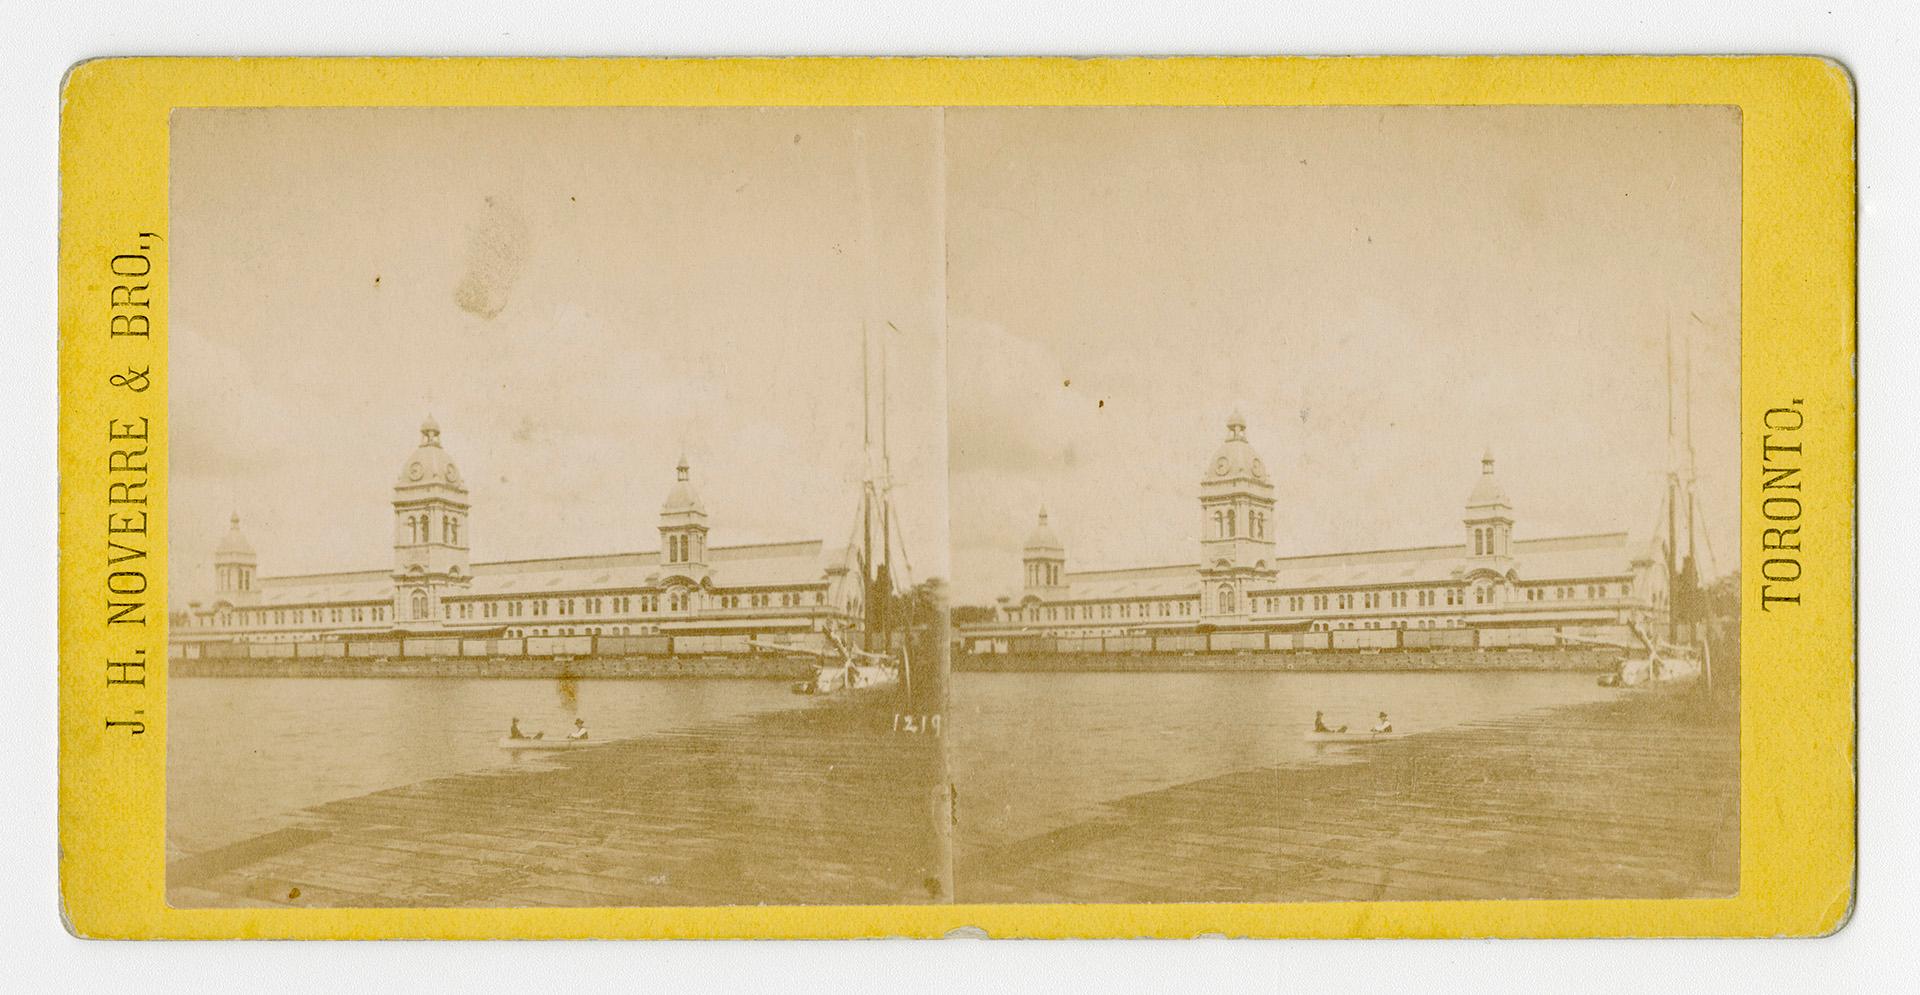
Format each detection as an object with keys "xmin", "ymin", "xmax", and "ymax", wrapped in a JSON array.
[{"xmin": 950, "ymin": 604, "xmax": 999, "ymax": 627}]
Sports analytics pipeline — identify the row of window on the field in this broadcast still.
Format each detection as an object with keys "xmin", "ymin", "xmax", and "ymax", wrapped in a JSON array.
[
  {"xmin": 1209, "ymin": 507, "xmax": 1268, "ymax": 540},
  {"xmin": 1313, "ymin": 618, "xmax": 1467, "ymax": 631},
  {"xmin": 1524, "ymin": 584, "xmax": 1618, "ymax": 602},
  {"xmin": 204, "ymin": 588, "xmax": 826, "ymax": 629},
  {"xmin": 400, "ymin": 511, "xmax": 461, "ymax": 546},
  {"xmin": 507, "ymin": 625, "xmax": 661, "ymax": 637},
  {"xmin": 716, "ymin": 592, "xmax": 806, "ymax": 609},
  {"xmin": 665, "ymin": 532, "xmax": 701, "ymax": 564},
  {"xmin": 1008, "ymin": 600, "xmax": 1197, "ymax": 623},
  {"xmin": 208, "ymin": 604, "xmax": 390, "ymax": 628},
  {"xmin": 1013, "ymin": 581, "xmax": 1635, "ymax": 625}
]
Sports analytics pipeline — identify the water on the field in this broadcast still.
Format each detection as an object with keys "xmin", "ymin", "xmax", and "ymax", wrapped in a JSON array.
[
  {"xmin": 167, "ymin": 676, "xmax": 804, "ymax": 855},
  {"xmin": 170, "ymin": 669, "xmax": 1616, "ymax": 859},
  {"xmin": 949, "ymin": 669, "xmax": 1619, "ymax": 848}
]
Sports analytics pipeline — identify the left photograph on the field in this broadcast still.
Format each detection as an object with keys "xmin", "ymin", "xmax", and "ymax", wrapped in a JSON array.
[{"xmin": 163, "ymin": 108, "xmax": 952, "ymax": 907}]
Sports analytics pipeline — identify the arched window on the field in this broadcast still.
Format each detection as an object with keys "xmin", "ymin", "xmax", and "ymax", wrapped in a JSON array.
[
  {"xmin": 1474, "ymin": 529, "xmax": 1483, "ymax": 555},
  {"xmin": 448, "ymin": 516, "xmax": 459, "ymax": 545},
  {"xmin": 1218, "ymin": 583, "xmax": 1235, "ymax": 614},
  {"xmin": 410, "ymin": 589, "xmax": 428, "ymax": 619},
  {"xmin": 1226, "ymin": 509, "xmax": 1236, "ymax": 538}
]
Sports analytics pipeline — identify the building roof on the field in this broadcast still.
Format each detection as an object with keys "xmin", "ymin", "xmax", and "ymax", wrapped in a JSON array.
[
  {"xmin": 1022, "ymin": 507, "xmax": 1064, "ymax": 556},
  {"xmin": 394, "ymin": 415, "xmax": 466, "ymax": 493},
  {"xmin": 1015, "ymin": 532, "xmax": 1644, "ymax": 603},
  {"xmin": 660, "ymin": 455, "xmax": 705, "ymax": 515},
  {"xmin": 1203, "ymin": 409, "xmax": 1271, "ymax": 486},
  {"xmin": 180, "ymin": 539, "xmax": 848, "ymax": 610},
  {"xmin": 1466, "ymin": 450, "xmax": 1511, "ymax": 512},
  {"xmin": 213, "ymin": 512, "xmax": 256, "ymax": 561}
]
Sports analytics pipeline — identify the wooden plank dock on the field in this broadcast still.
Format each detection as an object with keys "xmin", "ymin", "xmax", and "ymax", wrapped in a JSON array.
[
  {"xmin": 168, "ymin": 694, "xmax": 949, "ymax": 908},
  {"xmin": 955, "ymin": 689, "xmax": 1738, "ymax": 904}
]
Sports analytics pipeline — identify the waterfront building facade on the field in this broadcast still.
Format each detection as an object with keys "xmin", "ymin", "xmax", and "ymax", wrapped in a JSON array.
[
  {"xmin": 170, "ymin": 418, "xmax": 862, "ymax": 646},
  {"xmin": 961, "ymin": 412, "xmax": 1670, "ymax": 650}
]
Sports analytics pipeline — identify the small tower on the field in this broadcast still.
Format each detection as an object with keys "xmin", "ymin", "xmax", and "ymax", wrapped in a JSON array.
[
  {"xmin": 1197, "ymin": 409, "xmax": 1278, "ymax": 619},
  {"xmin": 1465, "ymin": 449, "xmax": 1514, "ymax": 560},
  {"xmin": 391, "ymin": 415, "xmax": 472, "ymax": 626},
  {"xmin": 1021, "ymin": 507, "xmax": 1066, "ymax": 593},
  {"xmin": 214, "ymin": 512, "xmax": 257, "ymax": 595},
  {"xmin": 659, "ymin": 454, "xmax": 709, "ymax": 572}
]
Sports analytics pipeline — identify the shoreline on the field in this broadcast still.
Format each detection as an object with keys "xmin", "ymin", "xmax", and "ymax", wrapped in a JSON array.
[
  {"xmin": 170, "ymin": 654, "xmax": 821, "ymax": 680},
  {"xmin": 173, "ymin": 647, "xmax": 1624, "ymax": 679},
  {"xmin": 954, "ymin": 646, "xmax": 1621, "ymax": 674}
]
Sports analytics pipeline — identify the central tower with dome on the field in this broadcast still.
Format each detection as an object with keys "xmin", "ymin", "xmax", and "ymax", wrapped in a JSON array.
[
  {"xmin": 1197, "ymin": 409, "xmax": 1277, "ymax": 621},
  {"xmin": 391, "ymin": 415, "xmax": 472, "ymax": 627}
]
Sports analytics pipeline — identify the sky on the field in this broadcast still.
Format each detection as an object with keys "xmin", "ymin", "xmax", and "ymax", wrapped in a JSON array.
[
  {"xmin": 170, "ymin": 107, "xmax": 949, "ymax": 597},
  {"xmin": 945, "ymin": 107, "xmax": 1740, "ymax": 605},
  {"xmin": 169, "ymin": 105, "xmax": 1739, "ymax": 609}
]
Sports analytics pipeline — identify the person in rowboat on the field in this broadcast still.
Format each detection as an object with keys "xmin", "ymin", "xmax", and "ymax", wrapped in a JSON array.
[
  {"xmin": 1312, "ymin": 711, "xmax": 1347, "ymax": 734},
  {"xmin": 567, "ymin": 717, "xmax": 590, "ymax": 741},
  {"xmin": 508, "ymin": 717, "xmax": 532, "ymax": 740},
  {"xmin": 1371, "ymin": 711, "xmax": 1393, "ymax": 735}
]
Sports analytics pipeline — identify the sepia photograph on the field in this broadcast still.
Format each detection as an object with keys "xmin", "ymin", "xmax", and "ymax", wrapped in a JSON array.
[
  {"xmin": 943, "ymin": 106, "xmax": 1742, "ymax": 903},
  {"xmin": 164, "ymin": 107, "xmax": 953, "ymax": 907},
  {"xmin": 163, "ymin": 101, "xmax": 1742, "ymax": 910}
]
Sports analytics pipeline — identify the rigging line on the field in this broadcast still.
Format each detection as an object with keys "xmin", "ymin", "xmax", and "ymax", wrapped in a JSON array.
[
  {"xmin": 885, "ymin": 493, "xmax": 916, "ymax": 588},
  {"xmin": 1694, "ymin": 491, "xmax": 1721, "ymax": 578}
]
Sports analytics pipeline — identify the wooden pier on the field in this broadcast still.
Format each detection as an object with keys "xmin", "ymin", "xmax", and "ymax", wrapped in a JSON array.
[
  {"xmin": 955, "ymin": 689, "xmax": 1738, "ymax": 904},
  {"xmin": 168, "ymin": 694, "xmax": 949, "ymax": 908}
]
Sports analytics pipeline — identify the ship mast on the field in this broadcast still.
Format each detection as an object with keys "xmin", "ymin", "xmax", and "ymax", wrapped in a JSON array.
[{"xmin": 1664, "ymin": 312, "xmax": 1704, "ymax": 645}]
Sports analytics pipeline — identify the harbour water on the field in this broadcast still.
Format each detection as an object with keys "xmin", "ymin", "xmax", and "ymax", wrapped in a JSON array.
[
  {"xmin": 948, "ymin": 669, "xmax": 1622, "ymax": 848},
  {"xmin": 171, "ymin": 669, "xmax": 1618, "ymax": 862},
  {"xmin": 166, "ymin": 676, "xmax": 804, "ymax": 855}
]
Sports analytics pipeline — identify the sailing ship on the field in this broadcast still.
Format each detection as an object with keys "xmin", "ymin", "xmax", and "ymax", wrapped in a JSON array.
[
  {"xmin": 1565, "ymin": 314, "xmax": 1715, "ymax": 690},
  {"xmin": 757, "ymin": 322, "xmax": 916, "ymax": 697}
]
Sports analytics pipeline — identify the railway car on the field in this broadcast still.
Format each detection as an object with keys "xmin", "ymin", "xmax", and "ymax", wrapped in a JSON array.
[
  {"xmin": 1330, "ymin": 628, "xmax": 1398, "ymax": 650},
  {"xmin": 1208, "ymin": 631, "xmax": 1266, "ymax": 652},
  {"xmin": 402, "ymin": 636, "xmax": 461, "ymax": 657}
]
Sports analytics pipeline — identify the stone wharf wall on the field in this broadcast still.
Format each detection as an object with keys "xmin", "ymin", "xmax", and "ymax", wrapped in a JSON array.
[
  {"xmin": 954, "ymin": 647, "xmax": 1624, "ymax": 674},
  {"xmin": 171, "ymin": 654, "xmax": 822, "ymax": 680}
]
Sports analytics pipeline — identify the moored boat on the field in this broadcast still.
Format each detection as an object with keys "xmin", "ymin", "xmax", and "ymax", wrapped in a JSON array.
[
  {"xmin": 1303, "ymin": 729, "xmax": 1399, "ymax": 744},
  {"xmin": 496, "ymin": 737, "xmax": 586, "ymax": 751}
]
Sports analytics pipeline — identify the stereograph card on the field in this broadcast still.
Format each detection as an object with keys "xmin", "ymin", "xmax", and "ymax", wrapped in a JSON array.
[{"xmin": 56, "ymin": 57, "xmax": 1855, "ymax": 939}]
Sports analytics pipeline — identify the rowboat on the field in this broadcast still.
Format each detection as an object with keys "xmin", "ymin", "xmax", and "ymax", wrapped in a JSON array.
[
  {"xmin": 1303, "ymin": 729, "xmax": 1397, "ymax": 744},
  {"xmin": 496, "ymin": 737, "xmax": 587, "ymax": 751}
]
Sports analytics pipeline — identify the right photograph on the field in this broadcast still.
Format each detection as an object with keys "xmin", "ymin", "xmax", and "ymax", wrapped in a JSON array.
[{"xmin": 942, "ymin": 106, "xmax": 1741, "ymax": 904}]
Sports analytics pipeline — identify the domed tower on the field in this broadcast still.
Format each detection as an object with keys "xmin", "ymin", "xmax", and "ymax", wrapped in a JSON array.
[
  {"xmin": 1197, "ymin": 409, "xmax": 1277, "ymax": 620},
  {"xmin": 391, "ymin": 415, "xmax": 471, "ymax": 627},
  {"xmin": 214, "ymin": 512, "xmax": 257, "ymax": 596},
  {"xmin": 659, "ymin": 454, "xmax": 709, "ymax": 573},
  {"xmin": 1465, "ymin": 449, "xmax": 1514, "ymax": 561},
  {"xmin": 1021, "ymin": 507, "xmax": 1066, "ymax": 594}
]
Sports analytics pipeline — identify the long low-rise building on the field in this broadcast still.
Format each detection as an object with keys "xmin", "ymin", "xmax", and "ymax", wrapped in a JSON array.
[
  {"xmin": 960, "ymin": 411, "xmax": 1670, "ymax": 652},
  {"xmin": 170, "ymin": 417, "xmax": 862, "ymax": 649}
]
